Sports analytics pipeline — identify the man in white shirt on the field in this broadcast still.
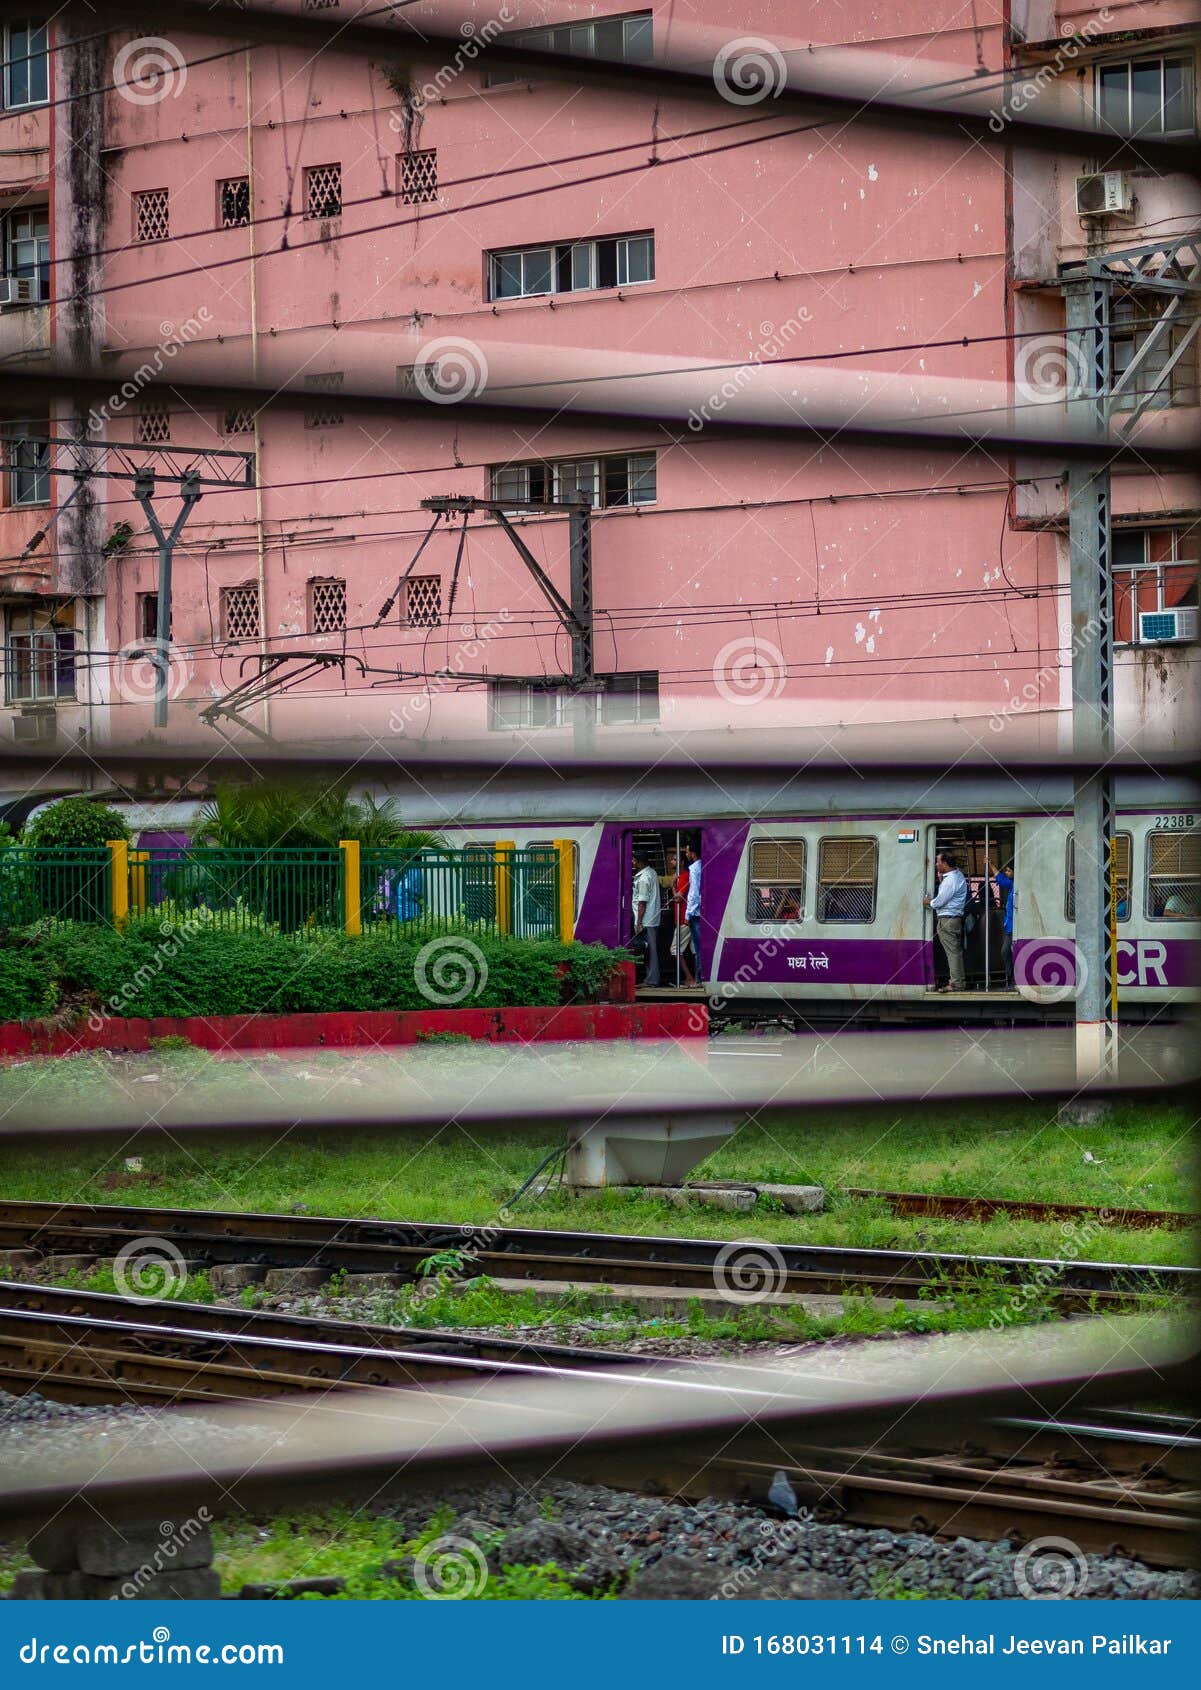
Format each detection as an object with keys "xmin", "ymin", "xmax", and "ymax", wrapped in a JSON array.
[
  {"xmin": 685, "ymin": 838, "xmax": 703, "ymax": 981},
  {"xmin": 632, "ymin": 849, "xmax": 662, "ymax": 986},
  {"xmin": 924, "ymin": 850, "xmax": 968, "ymax": 992}
]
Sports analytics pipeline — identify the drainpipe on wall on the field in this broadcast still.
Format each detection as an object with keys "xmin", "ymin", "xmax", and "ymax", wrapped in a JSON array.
[{"xmin": 246, "ymin": 46, "xmax": 270, "ymax": 740}]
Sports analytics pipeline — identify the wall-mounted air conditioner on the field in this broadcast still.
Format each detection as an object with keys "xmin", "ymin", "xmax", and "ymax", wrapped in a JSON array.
[
  {"xmin": 11, "ymin": 709, "xmax": 57, "ymax": 743},
  {"xmin": 1076, "ymin": 171, "xmax": 1134, "ymax": 219},
  {"xmin": 0, "ymin": 276, "xmax": 37, "ymax": 308},
  {"xmin": 1139, "ymin": 607, "xmax": 1198, "ymax": 644}
]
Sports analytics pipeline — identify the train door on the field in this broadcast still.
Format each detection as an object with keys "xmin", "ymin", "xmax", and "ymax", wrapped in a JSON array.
[
  {"xmin": 621, "ymin": 825, "xmax": 699, "ymax": 988},
  {"xmin": 927, "ymin": 822, "xmax": 1016, "ymax": 990}
]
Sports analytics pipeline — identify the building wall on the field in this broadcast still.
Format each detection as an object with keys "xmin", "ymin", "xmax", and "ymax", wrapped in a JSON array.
[{"xmin": 0, "ymin": 2, "xmax": 1195, "ymax": 756}]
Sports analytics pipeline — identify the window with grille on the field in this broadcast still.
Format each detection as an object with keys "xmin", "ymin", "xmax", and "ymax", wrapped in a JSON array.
[
  {"xmin": 1146, "ymin": 830, "xmax": 1201, "ymax": 919},
  {"xmin": 491, "ymin": 452, "xmax": 655, "ymax": 509},
  {"xmin": 1112, "ymin": 527, "xmax": 1198, "ymax": 644},
  {"xmin": 221, "ymin": 583, "xmax": 261, "ymax": 643},
  {"xmin": 398, "ymin": 149, "xmax": 438, "ymax": 205},
  {"xmin": 488, "ymin": 233, "xmax": 654, "ymax": 300},
  {"xmin": 219, "ymin": 177, "xmax": 251, "ymax": 228},
  {"xmin": 5, "ymin": 601, "xmax": 75, "ymax": 704},
  {"xmin": 747, "ymin": 840, "xmax": 806, "ymax": 922},
  {"xmin": 138, "ymin": 402, "xmax": 170, "ymax": 444},
  {"xmin": 1110, "ymin": 292, "xmax": 1198, "ymax": 411},
  {"xmin": 309, "ymin": 577, "xmax": 347, "ymax": 634},
  {"xmin": 3, "ymin": 20, "xmax": 49, "ymax": 109},
  {"xmin": 1096, "ymin": 55, "xmax": 1194, "ymax": 137},
  {"xmin": 304, "ymin": 163, "xmax": 342, "ymax": 220},
  {"xmin": 304, "ymin": 372, "xmax": 344, "ymax": 428},
  {"xmin": 223, "ymin": 407, "xmax": 256, "ymax": 436},
  {"xmin": 133, "ymin": 188, "xmax": 170, "ymax": 243},
  {"xmin": 404, "ymin": 575, "xmax": 441, "ymax": 628},
  {"xmin": 817, "ymin": 837, "xmax": 877, "ymax": 922},
  {"xmin": 489, "ymin": 682, "xmax": 564, "ymax": 731},
  {"xmin": 3, "ymin": 420, "xmax": 50, "ymax": 506},
  {"xmin": 1066, "ymin": 832, "xmax": 1132, "ymax": 922},
  {"xmin": 302, "ymin": 0, "xmax": 341, "ymax": 9},
  {"xmin": 599, "ymin": 671, "xmax": 658, "ymax": 724},
  {"xmin": 489, "ymin": 674, "xmax": 658, "ymax": 730},
  {"xmin": 485, "ymin": 11, "xmax": 652, "ymax": 86}
]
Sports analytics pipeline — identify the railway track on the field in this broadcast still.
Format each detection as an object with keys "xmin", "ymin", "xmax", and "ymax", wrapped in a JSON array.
[
  {"xmin": 0, "ymin": 1200, "xmax": 1193, "ymax": 1309},
  {"xmin": 842, "ymin": 1188, "xmax": 1199, "ymax": 1232},
  {"xmin": 0, "ymin": 1283, "xmax": 1195, "ymax": 1568}
]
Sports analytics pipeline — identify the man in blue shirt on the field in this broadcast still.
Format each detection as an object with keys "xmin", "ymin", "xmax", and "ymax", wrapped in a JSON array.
[
  {"xmin": 992, "ymin": 860, "xmax": 1015, "ymax": 989},
  {"xmin": 924, "ymin": 850, "xmax": 968, "ymax": 991}
]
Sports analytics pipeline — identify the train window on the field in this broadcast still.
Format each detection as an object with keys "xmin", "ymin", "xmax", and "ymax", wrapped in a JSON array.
[
  {"xmin": 1066, "ymin": 832, "xmax": 1132, "ymax": 921},
  {"xmin": 747, "ymin": 840, "xmax": 805, "ymax": 922},
  {"xmin": 1146, "ymin": 830, "xmax": 1201, "ymax": 919},
  {"xmin": 817, "ymin": 837, "xmax": 877, "ymax": 922}
]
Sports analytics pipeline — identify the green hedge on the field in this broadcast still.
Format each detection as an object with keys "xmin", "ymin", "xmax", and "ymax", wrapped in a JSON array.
[{"xmin": 0, "ymin": 921, "xmax": 628, "ymax": 1023}]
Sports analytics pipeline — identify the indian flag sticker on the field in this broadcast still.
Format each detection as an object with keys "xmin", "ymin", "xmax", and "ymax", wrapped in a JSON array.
[{"xmin": 896, "ymin": 829, "xmax": 918, "ymax": 844}]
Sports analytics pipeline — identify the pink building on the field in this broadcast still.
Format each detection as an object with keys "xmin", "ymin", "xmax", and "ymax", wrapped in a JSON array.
[{"xmin": 0, "ymin": 2, "xmax": 1196, "ymax": 758}]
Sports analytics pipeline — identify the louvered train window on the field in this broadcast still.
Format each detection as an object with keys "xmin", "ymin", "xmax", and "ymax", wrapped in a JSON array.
[
  {"xmin": 817, "ymin": 837, "xmax": 877, "ymax": 923},
  {"xmin": 747, "ymin": 840, "xmax": 805, "ymax": 922},
  {"xmin": 1066, "ymin": 832, "xmax": 1132, "ymax": 921},
  {"xmin": 1146, "ymin": 830, "xmax": 1201, "ymax": 920}
]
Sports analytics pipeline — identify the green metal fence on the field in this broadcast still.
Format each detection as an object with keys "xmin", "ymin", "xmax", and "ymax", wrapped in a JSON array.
[
  {"xmin": 360, "ymin": 846, "xmax": 560, "ymax": 940},
  {"xmin": 0, "ymin": 847, "xmax": 112, "ymax": 929},
  {"xmin": 131, "ymin": 846, "xmax": 344, "ymax": 938}
]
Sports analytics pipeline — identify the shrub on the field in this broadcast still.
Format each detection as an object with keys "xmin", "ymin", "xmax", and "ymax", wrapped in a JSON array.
[{"xmin": 22, "ymin": 798, "xmax": 129, "ymax": 849}]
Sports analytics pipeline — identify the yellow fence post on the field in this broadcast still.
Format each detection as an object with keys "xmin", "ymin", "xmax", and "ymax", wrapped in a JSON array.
[
  {"xmin": 495, "ymin": 840, "xmax": 515, "ymax": 936},
  {"xmin": 107, "ymin": 839, "xmax": 129, "ymax": 930},
  {"xmin": 553, "ymin": 839, "xmax": 574, "ymax": 943},
  {"xmin": 340, "ymin": 839, "xmax": 362, "ymax": 936},
  {"xmin": 129, "ymin": 849, "xmax": 148, "ymax": 917}
]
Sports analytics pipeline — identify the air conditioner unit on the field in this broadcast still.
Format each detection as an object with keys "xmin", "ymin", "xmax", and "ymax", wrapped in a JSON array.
[
  {"xmin": 0, "ymin": 276, "xmax": 37, "ymax": 308},
  {"xmin": 1076, "ymin": 171, "xmax": 1134, "ymax": 219},
  {"xmin": 1139, "ymin": 607, "xmax": 1198, "ymax": 644},
  {"xmin": 11, "ymin": 709, "xmax": 56, "ymax": 743}
]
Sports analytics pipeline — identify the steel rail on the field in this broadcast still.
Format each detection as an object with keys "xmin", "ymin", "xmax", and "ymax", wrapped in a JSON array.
[
  {"xmin": 0, "ymin": 1201, "xmax": 1193, "ymax": 1306},
  {"xmin": 842, "ymin": 1189, "xmax": 1200, "ymax": 1232}
]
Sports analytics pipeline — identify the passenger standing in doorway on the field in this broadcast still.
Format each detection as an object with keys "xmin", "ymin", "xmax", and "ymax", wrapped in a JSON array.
[
  {"xmin": 992, "ymin": 860, "xmax": 1015, "ymax": 990},
  {"xmin": 685, "ymin": 837, "xmax": 703, "ymax": 981},
  {"xmin": 924, "ymin": 850, "xmax": 968, "ymax": 992},
  {"xmin": 665, "ymin": 849, "xmax": 696, "ymax": 986},
  {"xmin": 631, "ymin": 849, "xmax": 662, "ymax": 987}
]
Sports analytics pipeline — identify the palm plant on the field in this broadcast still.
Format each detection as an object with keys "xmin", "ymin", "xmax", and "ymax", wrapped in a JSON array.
[{"xmin": 192, "ymin": 781, "xmax": 438, "ymax": 851}]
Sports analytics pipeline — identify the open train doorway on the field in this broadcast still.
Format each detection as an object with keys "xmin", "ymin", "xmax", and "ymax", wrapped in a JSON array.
[
  {"xmin": 928, "ymin": 821, "xmax": 1016, "ymax": 991},
  {"xmin": 622, "ymin": 826, "xmax": 701, "ymax": 990}
]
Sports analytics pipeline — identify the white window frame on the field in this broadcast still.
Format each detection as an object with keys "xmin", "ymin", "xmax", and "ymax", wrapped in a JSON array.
[
  {"xmin": 3, "ymin": 20, "xmax": 49, "ymax": 111},
  {"xmin": 1095, "ymin": 53, "xmax": 1195, "ymax": 138},
  {"xmin": 1111, "ymin": 526, "xmax": 1198, "ymax": 645},
  {"xmin": 4, "ymin": 602, "xmax": 75, "ymax": 705},
  {"xmin": 488, "ymin": 233, "xmax": 654, "ymax": 302},
  {"xmin": 492, "ymin": 451, "xmax": 656, "ymax": 510},
  {"xmin": 4, "ymin": 420, "xmax": 50, "ymax": 506},
  {"xmin": 2, "ymin": 206, "xmax": 49, "ymax": 303}
]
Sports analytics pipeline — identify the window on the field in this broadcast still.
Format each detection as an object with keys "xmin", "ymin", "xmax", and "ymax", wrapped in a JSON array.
[
  {"xmin": 1146, "ymin": 830, "xmax": 1201, "ymax": 919},
  {"xmin": 817, "ymin": 837, "xmax": 877, "ymax": 922},
  {"xmin": 133, "ymin": 189, "xmax": 170, "ymax": 244},
  {"xmin": 1110, "ymin": 292, "xmax": 1198, "ymax": 411},
  {"xmin": 309, "ymin": 577, "xmax": 346, "ymax": 634},
  {"xmin": 485, "ymin": 11, "xmax": 652, "ymax": 86},
  {"xmin": 1112, "ymin": 527, "xmax": 1198, "ymax": 644},
  {"xmin": 304, "ymin": 372, "xmax": 344, "ymax": 427},
  {"xmin": 223, "ymin": 407, "xmax": 256, "ymax": 435},
  {"xmin": 3, "ymin": 20, "xmax": 48, "ymax": 109},
  {"xmin": 490, "ymin": 451, "xmax": 656, "ymax": 509},
  {"xmin": 138, "ymin": 401, "xmax": 170, "ymax": 444},
  {"xmin": 219, "ymin": 177, "xmax": 251, "ymax": 228},
  {"xmin": 404, "ymin": 575, "xmax": 441, "ymax": 628},
  {"xmin": 135, "ymin": 592, "xmax": 172, "ymax": 645},
  {"xmin": 489, "ymin": 673, "xmax": 659, "ymax": 729},
  {"xmin": 221, "ymin": 583, "xmax": 261, "ymax": 643},
  {"xmin": 1066, "ymin": 832, "xmax": 1132, "ymax": 921},
  {"xmin": 304, "ymin": 163, "xmax": 342, "ymax": 220},
  {"xmin": 747, "ymin": 840, "xmax": 805, "ymax": 922},
  {"xmin": 488, "ymin": 233, "xmax": 654, "ymax": 300},
  {"xmin": 5, "ymin": 601, "xmax": 74, "ymax": 704},
  {"xmin": 398, "ymin": 149, "xmax": 438, "ymax": 205},
  {"xmin": 2, "ymin": 207, "xmax": 49, "ymax": 303},
  {"xmin": 3, "ymin": 420, "xmax": 49, "ymax": 505},
  {"xmin": 1097, "ymin": 56, "xmax": 1194, "ymax": 137}
]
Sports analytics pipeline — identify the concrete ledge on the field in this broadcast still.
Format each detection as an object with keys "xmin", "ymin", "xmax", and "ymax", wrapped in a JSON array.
[
  {"xmin": 564, "ymin": 1181, "xmax": 826, "ymax": 1213},
  {"xmin": 476, "ymin": 1277, "xmax": 913, "ymax": 1318},
  {"xmin": 0, "ymin": 1000, "xmax": 707, "ymax": 1059}
]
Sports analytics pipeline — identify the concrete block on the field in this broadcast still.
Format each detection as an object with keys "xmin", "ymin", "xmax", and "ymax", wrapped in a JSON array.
[
  {"xmin": 27, "ymin": 1520, "xmax": 81, "ymax": 1572},
  {"xmin": 0, "ymin": 1249, "xmax": 41, "ymax": 1271},
  {"xmin": 10, "ymin": 1570, "xmax": 46, "ymax": 1599},
  {"xmin": 639, "ymin": 1185, "xmax": 757, "ymax": 1213},
  {"xmin": 40, "ymin": 1255, "xmax": 97, "ymax": 1275},
  {"xmin": 754, "ymin": 1181, "xmax": 825, "ymax": 1213},
  {"xmin": 262, "ymin": 1268, "xmax": 328, "ymax": 1292},
  {"xmin": 340, "ymin": 1273, "xmax": 405, "ymax": 1294},
  {"xmin": 238, "ymin": 1576, "xmax": 346, "ymax": 1599},
  {"xmin": 208, "ymin": 1264, "xmax": 268, "ymax": 1293},
  {"xmin": 44, "ymin": 1568, "xmax": 222, "ymax": 1600},
  {"xmin": 77, "ymin": 1519, "xmax": 213, "ymax": 1577}
]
